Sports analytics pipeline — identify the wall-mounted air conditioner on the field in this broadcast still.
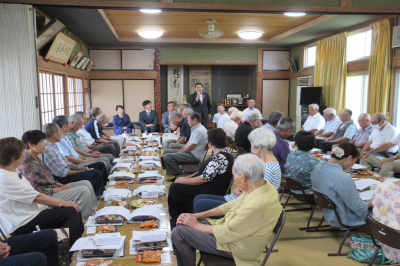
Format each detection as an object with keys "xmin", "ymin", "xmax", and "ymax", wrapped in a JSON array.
[{"xmin": 297, "ymin": 76, "xmax": 314, "ymax": 87}]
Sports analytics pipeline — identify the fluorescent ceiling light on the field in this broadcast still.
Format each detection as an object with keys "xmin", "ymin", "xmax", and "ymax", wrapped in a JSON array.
[
  {"xmin": 138, "ymin": 30, "xmax": 163, "ymax": 38},
  {"xmin": 284, "ymin": 12, "xmax": 306, "ymax": 17},
  {"xmin": 140, "ymin": 9, "xmax": 162, "ymax": 13},
  {"xmin": 238, "ymin": 31, "xmax": 262, "ymax": 40}
]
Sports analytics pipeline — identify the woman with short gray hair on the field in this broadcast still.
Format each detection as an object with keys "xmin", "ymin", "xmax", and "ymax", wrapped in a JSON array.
[{"xmin": 172, "ymin": 154, "xmax": 282, "ymax": 266}]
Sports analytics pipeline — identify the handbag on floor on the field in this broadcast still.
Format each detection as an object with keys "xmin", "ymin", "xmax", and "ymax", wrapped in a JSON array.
[
  {"xmin": 347, "ymin": 234, "xmax": 398, "ymax": 265},
  {"xmin": 57, "ymin": 227, "xmax": 71, "ymax": 266}
]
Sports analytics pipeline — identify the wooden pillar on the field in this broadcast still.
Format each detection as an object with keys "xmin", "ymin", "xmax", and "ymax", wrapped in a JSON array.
[{"xmin": 155, "ymin": 48, "xmax": 162, "ymax": 128}]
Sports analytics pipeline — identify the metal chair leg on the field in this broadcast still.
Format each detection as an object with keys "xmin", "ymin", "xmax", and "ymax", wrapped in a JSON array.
[
  {"xmin": 197, "ymin": 257, "xmax": 202, "ymax": 266},
  {"xmin": 368, "ymin": 247, "xmax": 381, "ymax": 266},
  {"xmin": 279, "ymin": 187, "xmax": 286, "ymax": 202},
  {"xmin": 328, "ymin": 227, "xmax": 355, "ymax": 256},
  {"xmin": 282, "ymin": 193, "xmax": 291, "ymax": 208}
]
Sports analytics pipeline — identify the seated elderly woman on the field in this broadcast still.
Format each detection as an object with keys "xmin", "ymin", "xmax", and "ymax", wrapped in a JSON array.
[
  {"xmin": 371, "ymin": 179, "xmax": 400, "ymax": 261},
  {"xmin": 168, "ymin": 128, "xmax": 234, "ymax": 228},
  {"xmin": 193, "ymin": 127, "xmax": 281, "ymax": 214},
  {"xmin": 311, "ymin": 142, "xmax": 373, "ymax": 227},
  {"xmin": 222, "ymin": 110, "xmax": 243, "ymax": 141},
  {"xmin": 113, "ymin": 105, "xmax": 132, "ymax": 135},
  {"xmin": 18, "ymin": 130, "xmax": 98, "ymax": 217},
  {"xmin": 0, "ymin": 137, "xmax": 84, "ymax": 248},
  {"xmin": 285, "ymin": 130, "xmax": 320, "ymax": 203},
  {"xmin": 172, "ymin": 154, "xmax": 282, "ymax": 266}
]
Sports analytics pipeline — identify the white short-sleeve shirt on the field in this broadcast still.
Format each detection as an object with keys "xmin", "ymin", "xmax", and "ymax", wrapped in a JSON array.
[
  {"xmin": 369, "ymin": 123, "xmax": 399, "ymax": 153},
  {"xmin": 322, "ymin": 116, "xmax": 341, "ymax": 133},
  {"xmin": 242, "ymin": 107, "xmax": 263, "ymax": 121},
  {"xmin": 0, "ymin": 169, "xmax": 47, "ymax": 234},
  {"xmin": 302, "ymin": 112, "xmax": 326, "ymax": 132}
]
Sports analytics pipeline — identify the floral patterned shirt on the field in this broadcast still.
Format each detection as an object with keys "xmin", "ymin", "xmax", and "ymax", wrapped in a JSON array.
[
  {"xmin": 372, "ymin": 182, "xmax": 400, "ymax": 261},
  {"xmin": 200, "ymin": 148, "xmax": 231, "ymax": 182},
  {"xmin": 285, "ymin": 150, "xmax": 321, "ymax": 189},
  {"xmin": 17, "ymin": 152, "xmax": 58, "ymax": 196}
]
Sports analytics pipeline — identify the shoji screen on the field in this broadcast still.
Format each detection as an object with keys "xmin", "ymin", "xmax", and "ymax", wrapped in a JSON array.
[
  {"xmin": 0, "ymin": 4, "xmax": 40, "ymax": 138},
  {"xmin": 123, "ymin": 80, "xmax": 155, "ymax": 122},
  {"xmin": 90, "ymin": 80, "xmax": 123, "ymax": 119},
  {"xmin": 262, "ymin": 80, "xmax": 290, "ymax": 117}
]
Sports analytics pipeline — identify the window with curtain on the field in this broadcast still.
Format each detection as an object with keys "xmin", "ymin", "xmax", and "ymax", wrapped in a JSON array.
[
  {"xmin": 68, "ymin": 77, "xmax": 84, "ymax": 115},
  {"xmin": 305, "ymin": 45, "xmax": 316, "ymax": 67},
  {"xmin": 347, "ymin": 29, "xmax": 372, "ymax": 62},
  {"xmin": 345, "ymin": 75, "xmax": 368, "ymax": 121},
  {"xmin": 38, "ymin": 72, "xmax": 65, "ymax": 125},
  {"xmin": 393, "ymin": 71, "xmax": 400, "ymax": 128}
]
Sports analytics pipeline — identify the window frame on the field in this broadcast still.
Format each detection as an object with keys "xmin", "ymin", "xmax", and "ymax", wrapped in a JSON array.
[
  {"xmin": 345, "ymin": 73, "xmax": 369, "ymax": 119},
  {"xmin": 304, "ymin": 44, "xmax": 316, "ymax": 68},
  {"xmin": 347, "ymin": 27, "xmax": 372, "ymax": 62},
  {"xmin": 68, "ymin": 76, "xmax": 84, "ymax": 115},
  {"xmin": 38, "ymin": 71, "xmax": 65, "ymax": 126},
  {"xmin": 393, "ymin": 70, "xmax": 400, "ymax": 128}
]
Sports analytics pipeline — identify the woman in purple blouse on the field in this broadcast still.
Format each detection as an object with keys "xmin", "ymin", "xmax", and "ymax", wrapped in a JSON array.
[{"xmin": 113, "ymin": 105, "xmax": 132, "ymax": 135}]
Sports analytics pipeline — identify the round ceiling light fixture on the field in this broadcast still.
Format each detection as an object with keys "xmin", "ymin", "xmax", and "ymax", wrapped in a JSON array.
[
  {"xmin": 284, "ymin": 12, "xmax": 306, "ymax": 17},
  {"xmin": 140, "ymin": 9, "xmax": 162, "ymax": 13},
  {"xmin": 138, "ymin": 30, "xmax": 163, "ymax": 38},
  {"xmin": 238, "ymin": 31, "xmax": 262, "ymax": 40}
]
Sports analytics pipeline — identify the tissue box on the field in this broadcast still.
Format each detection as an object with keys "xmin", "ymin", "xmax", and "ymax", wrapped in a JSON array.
[
  {"xmin": 141, "ymin": 230, "xmax": 166, "ymax": 243},
  {"xmin": 95, "ymin": 232, "xmax": 121, "ymax": 246}
]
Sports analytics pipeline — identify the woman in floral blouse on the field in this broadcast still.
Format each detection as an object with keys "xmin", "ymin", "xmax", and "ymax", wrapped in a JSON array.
[
  {"xmin": 285, "ymin": 130, "xmax": 320, "ymax": 203},
  {"xmin": 168, "ymin": 128, "xmax": 234, "ymax": 228},
  {"xmin": 372, "ymin": 180, "xmax": 400, "ymax": 261},
  {"xmin": 18, "ymin": 130, "xmax": 97, "ymax": 217}
]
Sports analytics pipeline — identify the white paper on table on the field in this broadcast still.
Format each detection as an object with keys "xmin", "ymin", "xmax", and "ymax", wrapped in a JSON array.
[
  {"xmin": 138, "ymin": 172, "xmax": 163, "ymax": 179},
  {"xmin": 132, "ymin": 230, "xmax": 166, "ymax": 242},
  {"xmin": 134, "ymin": 185, "xmax": 165, "ymax": 196},
  {"xmin": 139, "ymin": 160, "xmax": 161, "ymax": 167},
  {"xmin": 125, "ymin": 146, "xmax": 137, "ymax": 151},
  {"xmin": 382, "ymin": 178, "xmax": 399, "ymax": 184},
  {"xmin": 109, "ymin": 172, "xmax": 136, "ymax": 180},
  {"xmin": 310, "ymin": 148, "xmax": 322, "ymax": 153},
  {"xmin": 354, "ymin": 179, "xmax": 381, "ymax": 190},
  {"xmin": 70, "ymin": 236, "xmax": 126, "ymax": 251},
  {"xmin": 359, "ymin": 190, "xmax": 376, "ymax": 201},
  {"xmin": 86, "ymin": 226, "xmax": 96, "ymax": 234},
  {"xmin": 322, "ymin": 155, "xmax": 332, "ymax": 160},
  {"xmin": 139, "ymin": 156, "xmax": 158, "ymax": 161},
  {"xmin": 351, "ymin": 164, "xmax": 368, "ymax": 170},
  {"xmin": 128, "ymin": 205, "xmax": 163, "ymax": 223},
  {"xmin": 103, "ymin": 188, "xmax": 132, "ymax": 201},
  {"xmin": 142, "ymin": 147, "xmax": 158, "ymax": 152},
  {"xmin": 94, "ymin": 206, "xmax": 131, "ymax": 220},
  {"xmin": 110, "ymin": 163, "xmax": 132, "ymax": 173}
]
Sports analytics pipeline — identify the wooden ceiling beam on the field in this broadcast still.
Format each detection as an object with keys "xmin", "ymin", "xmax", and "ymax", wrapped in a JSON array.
[
  {"xmin": 2, "ymin": 0, "xmax": 400, "ymax": 14},
  {"xmin": 118, "ymin": 37, "xmax": 271, "ymax": 44},
  {"xmin": 98, "ymin": 9, "xmax": 120, "ymax": 41},
  {"xmin": 268, "ymin": 15, "xmax": 336, "ymax": 43}
]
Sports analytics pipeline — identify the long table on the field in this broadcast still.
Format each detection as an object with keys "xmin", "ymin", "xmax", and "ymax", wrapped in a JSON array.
[{"xmin": 72, "ymin": 135, "xmax": 178, "ymax": 265}]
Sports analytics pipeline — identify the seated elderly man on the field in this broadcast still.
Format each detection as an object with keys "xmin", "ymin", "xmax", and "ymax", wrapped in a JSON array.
[
  {"xmin": 317, "ymin": 109, "xmax": 358, "ymax": 153},
  {"xmin": 273, "ymin": 117, "xmax": 294, "ymax": 175},
  {"xmin": 223, "ymin": 110, "xmax": 243, "ymax": 141},
  {"xmin": 65, "ymin": 114, "xmax": 113, "ymax": 172},
  {"xmin": 18, "ymin": 130, "xmax": 97, "ymax": 217},
  {"xmin": 183, "ymin": 108, "xmax": 194, "ymax": 119},
  {"xmin": 52, "ymin": 115, "xmax": 109, "ymax": 179},
  {"xmin": 235, "ymin": 110, "xmax": 261, "ymax": 153},
  {"xmin": 163, "ymin": 112, "xmax": 208, "ymax": 176},
  {"xmin": 262, "ymin": 111, "xmax": 284, "ymax": 131},
  {"xmin": 85, "ymin": 112, "xmax": 121, "ymax": 157},
  {"xmin": 162, "ymin": 108, "xmax": 193, "ymax": 150},
  {"xmin": 300, "ymin": 104, "xmax": 325, "ymax": 133},
  {"xmin": 315, "ymin": 108, "xmax": 341, "ymax": 138},
  {"xmin": 167, "ymin": 111, "xmax": 191, "ymax": 150},
  {"xmin": 348, "ymin": 113, "xmax": 372, "ymax": 149},
  {"xmin": 213, "ymin": 105, "xmax": 229, "ymax": 125},
  {"xmin": 217, "ymin": 107, "xmax": 238, "ymax": 129},
  {"xmin": 162, "ymin": 101, "xmax": 177, "ymax": 133},
  {"xmin": 42, "ymin": 123, "xmax": 106, "ymax": 197},
  {"xmin": 361, "ymin": 113, "xmax": 398, "ymax": 158},
  {"xmin": 75, "ymin": 111, "xmax": 117, "ymax": 157},
  {"xmin": 172, "ymin": 154, "xmax": 282, "ymax": 266}
]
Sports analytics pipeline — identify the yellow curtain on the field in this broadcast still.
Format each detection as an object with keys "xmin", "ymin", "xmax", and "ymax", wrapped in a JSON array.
[
  {"xmin": 314, "ymin": 32, "xmax": 347, "ymax": 110},
  {"xmin": 367, "ymin": 19, "xmax": 392, "ymax": 114}
]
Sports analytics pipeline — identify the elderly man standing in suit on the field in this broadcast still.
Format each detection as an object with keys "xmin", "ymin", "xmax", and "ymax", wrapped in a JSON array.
[
  {"xmin": 139, "ymin": 100, "xmax": 159, "ymax": 133},
  {"xmin": 189, "ymin": 83, "xmax": 212, "ymax": 129},
  {"xmin": 162, "ymin": 101, "xmax": 178, "ymax": 133}
]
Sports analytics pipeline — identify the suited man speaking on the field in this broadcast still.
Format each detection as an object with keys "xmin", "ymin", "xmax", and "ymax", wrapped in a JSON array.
[
  {"xmin": 139, "ymin": 100, "xmax": 159, "ymax": 133},
  {"xmin": 189, "ymin": 83, "xmax": 212, "ymax": 129}
]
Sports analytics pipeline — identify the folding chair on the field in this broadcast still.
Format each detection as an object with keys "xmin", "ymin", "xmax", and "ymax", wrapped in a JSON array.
[
  {"xmin": 365, "ymin": 216, "xmax": 400, "ymax": 266},
  {"xmin": 224, "ymin": 175, "xmax": 234, "ymax": 195},
  {"xmin": 180, "ymin": 144, "xmax": 212, "ymax": 174},
  {"xmin": 197, "ymin": 210, "xmax": 286, "ymax": 266},
  {"xmin": 307, "ymin": 191, "xmax": 365, "ymax": 256},
  {"xmin": 279, "ymin": 176, "xmax": 318, "ymax": 230}
]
